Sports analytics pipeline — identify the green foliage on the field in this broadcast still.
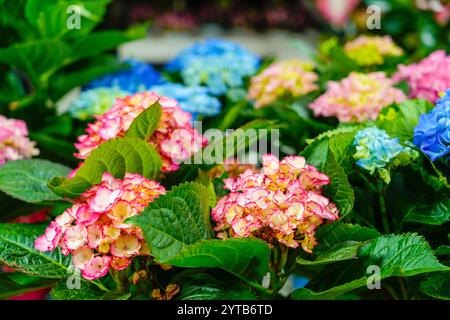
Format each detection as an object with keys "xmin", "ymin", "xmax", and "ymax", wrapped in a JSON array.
[
  {"xmin": 0, "ymin": 224, "xmax": 72, "ymax": 278},
  {"xmin": 129, "ymin": 182, "xmax": 213, "ymax": 261},
  {"xmin": 177, "ymin": 273, "xmax": 257, "ymax": 300},
  {"xmin": 130, "ymin": 182, "xmax": 270, "ymax": 282},
  {"xmin": 0, "ymin": 159, "xmax": 70, "ymax": 203},
  {"xmin": 125, "ymin": 101, "xmax": 162, "ymax": 140},
  {"xmin": 49, "ymin": 137, "xmax": 161, "ymax": 198},
  {"xmin": 292, "ymin": 233, "xmax": 448, "ymax": 299},
  {"xmin": 50, "ymin": 281, "xmax": 106, "ymax": 300},
  {"xmin": 376, "ymin": 99, "xmax": 434, "ymax": 143},
  {"xmin": 0, "ymin": 273, "xmax": 53, "ymax": 299},
  {"xmin": 420, "ymin": 272, "xmax": 450, "ymax": 300}
]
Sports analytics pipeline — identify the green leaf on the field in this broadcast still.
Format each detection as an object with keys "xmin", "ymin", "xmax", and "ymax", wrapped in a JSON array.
[
  {"xmin": 125, "ymin": 101, "xmax": 162, "ymax": 140},
  {"xmin": 0, "ymin": 40, "xmax": 70, "ymax": 85},
  {"xmin": 49, "ymin": 137, "xmax": 161, "ymax": 198},
  {"xmin": 0, "ymin": 159, "xmax": 71, "ymax": 204},
  {"xmin": 165, "ymin": 238, "xmax": 271, "ymax": 282},
  {"xmin": 292, "ymin": 233, "xmax": 448, "ymax": 300},
  {"xmin": 420, "ymin": 271, "xmax": 450, "ymax": 300},
  {"xmin": 177, "ymin": 273, "xmax": 257, "ymax": 300},
  {"xmin": 404, "ymin": 197, "xmax": 450, "ymax": 225},
  {"xmin": 128, "ymin": 182, "xmax": 213, "ymax": 262},
  {"xmin": 314, "ymin": 222, "xmax": 380, "ymax": 253},
  {"xmin": 70, "ymin": 31, "xmax": 131, "ymax": 63},
  {"xmin": 297, "ymin": 241, "xmax": 363, "ymax": 266},
  {"xmin": 50, "ymin": 55, "xmax": 129, "ymax": 100},
  {"xmin": 0, "ymin": 224, "xmax": 72, "ymax": 279},
  {"xmin": 0, "ymin": 273, "xmax": 53, "ymax": 300},
  {"xmin": 435, "ymin": 246, "xmax": 450, "ymax": 256},
  {"xmin": 322, "ymin": 149, "xmax": 354, "ymax": 215},
  {"xmin": 376, "ymin": 99, "xmax": 434, "ymax": 143},
  {"xmin": 101, "ymin": 289, "xmax": 131, "ymax": 300},
  {"xmin": 199, "ymin": 119, "xmax": 281, "ymax": 165},
  {"xmin": 50, "ymin": 281, "xmax": 106, "ymax": 300}
]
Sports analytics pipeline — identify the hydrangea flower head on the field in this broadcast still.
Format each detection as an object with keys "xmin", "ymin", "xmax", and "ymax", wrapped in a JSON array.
[
  {"xmin": 74, "ymin": 92, "xmax": 208, "ymax": 172},
  {"xmin": 85, "ymin": 59, "xmax": 165, "ymax": 93},
  {"xmin": 0, "ymin": 115, "xmax": 39, "ymax": 165},
  {"xmin": 248, "ymin": 59, "xmax": 319, "ymax": 108},
  {"xmin": 414, "ymin": 89, "xmax": 450, "ymax": 161},
  {"xmin": 309, "ymin": 72, "xmax": 406, "ymax": 123},
  {"xmin": 212, "ymin": 154, "xmax": 339, "ymax": 252},
  {"xmin": 35, "ymin": 172, "xmax": 165, "ymax": 280},
  {"xmin": 151, "ymin": 83, "xmax": 221, "ymax": 119},
  {"xmin": 67, "ymin": 87, "xmax": 130, "ymax": 120},
  {"xmin": 353, "ymin": 127, "xmax": 417, "ymax": 183},
  {"xmin": 344, "ymin": 35, "xmax": 403, "ymax": 66},
  {"xmin": 165, "ymin": 39, "xmax": 260, "ymax": 95},
  {"xmin": 393, "ymin": 50, "xmax": 450, "ymax": 103}
]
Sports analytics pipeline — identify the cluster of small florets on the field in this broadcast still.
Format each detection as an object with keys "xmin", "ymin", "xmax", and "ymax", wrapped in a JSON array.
[
  {"xmin": 85, "ymin": 59, "xmax": 165, "ymax": 93},
  {"xmin": 74, "ymin": 92, "xmax": 208, "ymax": 172},
  {"xmin": 35, "ymin": 173, "xmax": 165, "ymax": 280},
  {"xmin": 67, "ymin": 87, "xmax": 130, "ymax": 120},
  {"xmin": 309, "ymin": 72, "xmax": 406, "ymax": 123},
  {"xmin": 165, "ymin": 39, "xmax": 260, "ymax": 96},
  {"xmin": 151, "ymin": 83, "xmax": 221, "ymax": 120},
  {"xmin": 0, "ymin": 115, "xmax": 39, "ymax": 165},
  {"xmin": 248, "ymin": 60, "xmax": 319, "ymax": 108},
  {"xmin": 393, "ymin": 50, "xmax": 450, "ymax": 103},
  {"xmin": 414, "ymin": 88, "xmax": 450, "ymax": 161},
  {"xmin": 344, "ymin": 35, "xmax": 403, "ymax": 66},
  {"xmin": 211, "ymin": 154, "xmax": 339, "ymax": 252},
  {"xmin": 353, "ymin": 127, "xmax": 417, "ymax": 183}
]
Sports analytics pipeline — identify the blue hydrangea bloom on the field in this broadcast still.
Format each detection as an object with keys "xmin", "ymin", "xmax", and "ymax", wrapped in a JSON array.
[
  {"xmin": 165, "ymin": 39, "xmax": 260, "ymax": 96},
  {"xmin": 68, "ymin": 87, "xmax": 130, "ymax": 120},
  {"xmin": 151, "ymin": 83, "xmax": 221, "ymax": 120},
  {"xmin": 414, "ymin": 89, "xmax": 450, "ymax": 161},
  {"xmin": 353, "ymin": 127, "xmax": 404, "ymax": 173},
  {"xmin": 84, "ymin": 59, "xmax": 165, "ymax": 93}
]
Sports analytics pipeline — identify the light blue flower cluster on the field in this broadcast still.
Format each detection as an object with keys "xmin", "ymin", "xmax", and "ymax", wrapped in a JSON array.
[
  {"xmin": 165, "ymin": 39, "xmax": 260, "ymax": 96},
  {"xmin": 84, "ymin": 59, "xmax": 165, "ymax": 93},
  {"xmin": 151, "ymin": 83, "xmax": 221, "ymax": 120},
  {"xmin": 353, "ymin": 127, "xmax": 415, "ymax": 182},
  {"xmin": 68, "ymin": 87, "xmax": 130, "ymax": 120},
  {"xmin": 414, "ymin": 89, "xmax": 450, "ymax": 161}
]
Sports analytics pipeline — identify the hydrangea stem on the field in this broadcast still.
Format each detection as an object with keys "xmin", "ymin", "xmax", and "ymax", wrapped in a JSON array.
[{"xmin": 377, "ymin": 180, "xmax": 390, "ymax": 234}]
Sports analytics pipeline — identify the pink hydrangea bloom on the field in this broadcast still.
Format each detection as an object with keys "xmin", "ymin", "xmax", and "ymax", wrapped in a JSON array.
[
  {"xmin": 309, "ymin": 72, "xmax": 406, "ymax": 123},
  {"xmin": 74, "ymin": 92, "xmax": 208, "ymax": 172},
  {"xmin": 248, "ymin": 60, "xmax": 319, "ymax": 108},
  {"xmin": 211, "ymin": 154, "xmax": 339, "ymax": 252},
  {"xmin": 35, "ymin": 172, "xmax": 165, "ymax": 280},
  {"xmin": 0, "ymin": 115, "xmax": 39, "ymax": 165},
  {"xmin": 393, "ymin": 50, "xmax": 450, "ymax": 103}
]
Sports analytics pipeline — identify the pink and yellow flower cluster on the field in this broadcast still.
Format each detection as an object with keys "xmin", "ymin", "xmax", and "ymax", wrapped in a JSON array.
[
  {"xmin": 0, "ymin": 115, "xmax": 39, "ymax": 165},
  {"xmin": 35, "ymin": 172, "xmax": 165, "ymax": 280},
  {"xmin": 393, "ymin": 50, "xmax": 450, "ymax": 103},
  {"xmin": 74, "ymin": 92, "xmax": 208, "ymax": 172},
  {"xmin": 212, "ymin": 154, "xmax": 339, "ymax": 252},
  {"xmin": 344, "ymin": 35, "xmax": 403, "ymax": 66},
  {"xmin": 309, "ymin": 72, "xmax": 406, "ymax": 123},
  {"xmin": 248, "ymin": 60, "xmax": 318, "ymax": 108}
]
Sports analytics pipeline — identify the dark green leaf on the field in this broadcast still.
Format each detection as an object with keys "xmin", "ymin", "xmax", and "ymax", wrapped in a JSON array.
[
  {"xmin": 128, "ymin": 182, "xmax": 213, "ymax": 262},
  {"xmin": 420, "ymin": 271, "xmax": 450, "ymax": 300},
  {"xmin": 165, "ymin": 238, "xmax": 270, "ymax": 282},
  {"xmin": 292, "ymin": 233, "xmax": 448, "ymax": 300},
  {"xmin": 0, "ymin": 159, "xmax": 71, "ymax": 203},
  {"xmin": 49, "ymin": 137, "xmax": 161, "ymax": 198},
  {"xmin": 50, "ymin": 280, "xmax": 106, "ymax": 300},
  {"xmin": 0, "ymin": 224, "xmax": 72, "ymax": 278},
  {"xmin": 125, "ymin": 101, "xmax": 162, "ymax": 140}
]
